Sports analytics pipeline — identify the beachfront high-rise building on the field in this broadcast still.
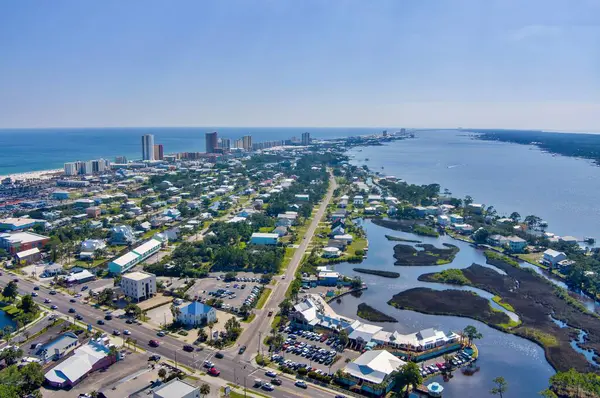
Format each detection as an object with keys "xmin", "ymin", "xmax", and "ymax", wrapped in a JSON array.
[
  {"xmin": 234, "ymin": 139, "xmax": 244, "ymax": 149},
  {"xmin": 141, "ymin": 134, "xmax": 155, "ymax": 161},
  {"xmin": 153, "ymin": 144, "xmax": 164, "ymax": 160},
  {"xmin": 205, "ymin": 132, "xmax": 218, "ymax": 153},
  {"xmin": 242, "ymin": 135, "xmax": 252, "ymax": 151},
  {"xmin": 91, "ymin": 159, "xmax": 109, "ymax": 173},
  {"xmin": 220, "ymin": 138, "xmax": 231, "ymax": 151},
  {"xmin": 115, "ymin": 156, "xmax": 127, "ymax": 164},
  {"xmin": 64, "ymin": 162, "xmax": 78, "ymax": 176},
  {"xmin": 302, "ymin": 132, "xmax": 311, "ymax": 146}
]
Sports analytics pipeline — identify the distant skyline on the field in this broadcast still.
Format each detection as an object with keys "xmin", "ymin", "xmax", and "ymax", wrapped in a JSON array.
[{"xmin": 1, "ymin": 0, "xmax": 599, "ymax": 131}]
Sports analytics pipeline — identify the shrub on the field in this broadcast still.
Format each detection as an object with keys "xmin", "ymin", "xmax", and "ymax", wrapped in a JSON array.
[{"xmin": 177, "ymin": 330, "xmax": 189, "ymax": 336}]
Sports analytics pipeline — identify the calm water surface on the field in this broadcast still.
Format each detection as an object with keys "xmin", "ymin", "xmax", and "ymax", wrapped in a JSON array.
[
  {"xmin": 329, "ymin": 220, "xmax": 555, "ymax": 398},
  {"xmin": 348, "ymin": 130, "xmax": 600, "ymax": 239}
]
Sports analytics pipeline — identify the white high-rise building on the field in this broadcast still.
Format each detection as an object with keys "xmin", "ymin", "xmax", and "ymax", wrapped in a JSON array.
[
  {"xmin": 64, "ymin": 162, "xmax": 78, "ymax": 176},
  {"xmin": 142, "ymin": 134, "xmax": 155, "ymax": 161}
]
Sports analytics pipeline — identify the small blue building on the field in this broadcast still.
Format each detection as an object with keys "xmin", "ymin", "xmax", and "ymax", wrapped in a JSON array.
[
  {"xmin": 52, "ymin": 191, "xmax": 70, "ymax": 200},
  {"xmin": 250, "ymin": 232, "xmax": 279, "ymax": 245}
]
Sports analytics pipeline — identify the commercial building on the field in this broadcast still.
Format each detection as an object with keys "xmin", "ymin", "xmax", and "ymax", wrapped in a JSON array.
[
  {"xmin": 220, "ymin": 138, "xmax": 231, "ymax": 151},
  {"xmin": 234, "ymin": 138, "xmax": 244, "ymax": 149},
  {"xmin": 242, "ymin": 135, "xmax": 252, "ymax": 151},
  {"xmin": 56, "ymin": 179, "xmax": 90, "ymax": 188},
  {"xmin": 154, "ymin": 144, "xmax": 164, "ymax": 160},
  {"xmin": 52, "ymin": 191, "xmax": 70, "ymax": 200},
  {"xmin": 250, "ymin": 232, "xmax": 279, "ymax": 245},
  {"xmin": 108, "ymin": 238, "xmax": 162, "ymax": 274},
  {"xmin": 36, "ymin": 332, "xmax": 79, "ymax": 364},
  {"xmin": 153, "ymin": 378, "xmax": 200, "ymax": 398},
  {"xmin": 338, "ymin": 350, "xmax": 405, "ymax": 396},
  {"xmin": 44, "ymin": 337, "xmax": 116, "ymax": 388},
  {"xmin": 0, "ymin": 231, "xmax": 50, "ymax": 255},
  {"xmin": 86, "ymin": 207, "xmax": 101, "ymax": 218},
  {"xmin": 64, "ymin": 269, "xmax": 96, "ymax": 285},
  {"xmin": 177, "ymin": 302, "xmax": 217, "ymax": 326},
  {"xmin": 142, "ymin": 134, "xmax": 155, "ymax": 161},
  {"xmin": 64, "ymin": 162, "xmax": 78, "ymax": 176},
  {"xmin": 205, "ymin": 132, "xmax": 218, "ymax": 153},
  {"xmin": 15, "ymin": 247, "xmax": 41, "ymax": 265},
  {"xmin": 0, "ymin": 217, "xmax": 46, "ymax": 231},
  {"xmin": 121, "ymin": 271, "xmax": 156, "ymax": 301},
  {"xmin": 115, "ymin": 155, "xmax": 128, "ymax": 163},
  {"xmin": 302, "ymin": 132, "xmax": 311, "ymax": 146}
]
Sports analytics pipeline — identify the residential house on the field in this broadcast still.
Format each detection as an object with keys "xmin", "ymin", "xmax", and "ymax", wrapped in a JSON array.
[
  {"xmin": 36, "ymin": 332, "xmax": 79, "ymax": 364},
  {"xmin": 295, "ymin": 194, "xmax": 310, "ymax": 202},
  {"xmin": 487, "ymin": 235, "xmax": 508, "ymax": 247},
  {"xmin": 437, "ymin": 215, "xmax": 450, "ymax": 226},
  {"xmin": 272, "ymin": 226, "xmax": 288, "ymax": 237},
  {"xmin": 506, "ymin": 236, "xmax": 527, "ymax": 253},
  {"xmin": 110, "ymin": 225, "xmax": 135, "ymax": 245},
  {"xmin": 353, "ymin": 195, "xmax": 364, "ymax": 206},
  {"xmin": 330, "ymin": 225, "xmax": 345, "ymax": 237},
  {"xmin": 467, "ymin": 203, "xmax": 485, "ymax": 214},
  {"xmin": 318, "ymin": 271, "xmax": 340, "ymax": 286},
  {"xmin": 250, "ymin": 233, "xmax": 279, "ymax": 245},
  {"xmin": 449, "ymin": 214, "xmax": 464, "ymax": 224},
  {"xmin": 333, "ymin": 234, "xmax": 353, "ymax": 244},
  {"xmin": 453, "ymin": 224, "xmax": 473, "ymax": 234},
  {"xmin": 322, "ymin": 247, "xmax": 341, "ymax": 258},
  {"xmin": 15, "ymin": 247, "xmax": 42, "ymax": 265},
  {"xmin": 542, "ymin": 249, "xmax": 567, "ymax": 268}
]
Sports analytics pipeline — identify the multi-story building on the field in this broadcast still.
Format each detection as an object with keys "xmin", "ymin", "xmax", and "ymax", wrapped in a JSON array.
[
  {"xmin": 142, "ymin": 134, "xmax": 155, "ymax": 161},
  {"xmin": 91, "ymin": 159, "xmax": 109, "ymax": 173},
  {"xmin": 121, "ymin": 271, "xmax": 156, "ymax": 301},
  {"xmin": 64, "ymin": 162, "xmax": 78, "ymax": 176},
  {"xmin": 220, "ymin": 138, "xmax": 231, "ymax": 151},
  {"xmin": 242, "ymin": 135, "xmax": 252, "ymax": 151},
  {"xmin": 0, "ymin": 231, "xmax": 50, "ymax": 255},
  {"xmin": 177, "ymin": 302, "xmax": 217, "ymax": 326},
  {"xmin": 154, "ymin": 144, "xmax": 164, "ymax": 160},
  {"xmin": 234, "ymin": 138, "xmax": 244, "ymax": 149},
  {"xmin": 302, "ymin": 132, "xmax": 311, "ymax": 146},
  {"xmin": 115, "ymin": 155, "xmax": 127, "ymax": 164},
  {"xmin": 205, "ymin": 132, "xmax": 218, "ymax": 153}
]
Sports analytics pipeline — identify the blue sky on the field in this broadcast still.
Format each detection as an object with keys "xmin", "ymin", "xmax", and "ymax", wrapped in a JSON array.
[{"xmin": 1, "ymin": 0, "xmax": 599, "ymax": 130}]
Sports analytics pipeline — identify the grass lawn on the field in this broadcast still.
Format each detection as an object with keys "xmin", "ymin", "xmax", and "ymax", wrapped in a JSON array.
[
  {"xmin": 518, "ymin": 252, "xmax": 544, "ymax": 267},
  {"xmin": 242, "ymin": 313, "xmax": 256, "ymax": 323},
  {"xmin": 492, "ymin": 295, "xmax": 516, "ymax": 312},
  {"xmin": 73, "ymin": 259, "xmax": 106, "ymax": 268},
  {"xmin": 255, "ymin": 288, "xmax": 272, "ymax": 310}
]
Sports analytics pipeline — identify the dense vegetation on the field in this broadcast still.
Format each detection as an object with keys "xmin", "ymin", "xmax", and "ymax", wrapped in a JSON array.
[
  {"xmin": 484, "ymin": 250, "xmax": 519, "ymax": 267},
  {"xmin": 357, "ymin": 303, "xmax": 397, "ymax": 322},
  {"xmin": 423, "ymin": 269, "xmax": 471, "ymax": 285},
  {"xmin": 412, "ymin": 225, "xmax": 439, "ymax": 237},
  {"xmin": 544, "ymin": 368, "xmax": 600, "ymax": 397},
  {"xmin": 378, "ymin": 179, "xmax": 440, "ymax": 205},
  {"xmin": 477, "ymin": 129, "xmax": 600, "ymax": 165},
  {"xmin": 393, "ymin": 243, "xmax": 459, "ymax": 266}
]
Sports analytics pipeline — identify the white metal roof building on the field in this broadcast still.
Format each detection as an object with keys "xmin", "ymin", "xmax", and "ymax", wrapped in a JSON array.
[
  {"xmin": 343, "ymin": 350, "xmax": 405, "ymax": 385},
  {"xmin": 153, "ymin": 378, "xmax": 200, "ymax": 398}
]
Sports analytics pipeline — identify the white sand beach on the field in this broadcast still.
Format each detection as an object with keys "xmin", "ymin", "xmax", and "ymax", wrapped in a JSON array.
[{"xmin": 0, "ymin": 169, "xmax": 63, "ymax": 181}]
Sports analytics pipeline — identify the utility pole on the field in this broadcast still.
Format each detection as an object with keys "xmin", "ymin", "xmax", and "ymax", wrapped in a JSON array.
[
  {"xmin": 258, "ymin": 331, "xmax": 262, "ymax": 359},
  {"xmin": 244, "ymin": 376, "xmax": 247, "ymax": 398},
  {"xmin": 175, "ymin": 350, "xmax": 178, "ymax": 370}
]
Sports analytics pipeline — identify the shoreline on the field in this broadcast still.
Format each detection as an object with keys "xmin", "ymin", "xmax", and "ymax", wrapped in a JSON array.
[{"xmin": 0, "ymin": 168, "xmax": 63, "ymax": 181}]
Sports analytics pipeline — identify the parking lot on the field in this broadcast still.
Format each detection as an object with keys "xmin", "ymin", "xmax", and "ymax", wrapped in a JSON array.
[
  {"xmin": 187, "ymin": 273, "xmax": 264, "ymax": 313},
  {"xmin": 270, "ymin": 326, "xmax": 359, "ymax": 374}
]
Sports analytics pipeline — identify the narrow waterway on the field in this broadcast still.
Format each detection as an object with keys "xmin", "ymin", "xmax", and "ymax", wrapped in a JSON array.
[{"xmin": 329, "ymin": 220, "xmax": 555, "ymax": 398}]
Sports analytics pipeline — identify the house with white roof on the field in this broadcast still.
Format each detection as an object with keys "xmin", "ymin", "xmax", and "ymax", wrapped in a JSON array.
[
  {"xmin": 338, "ymin": 350, "xmax": 405, "ymax": 396},
  {"xmin": 153, "ymin": 378, "xmax": 200, "ymax": 398},
  {"xmin": 542, "ymin": 249, "xmax": 567, "ymax": 268}
]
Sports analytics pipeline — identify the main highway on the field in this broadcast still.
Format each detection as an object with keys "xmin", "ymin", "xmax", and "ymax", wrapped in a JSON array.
[{"xmin": 0, "ymin": 175, "xmax": 340, "ymax": 398}]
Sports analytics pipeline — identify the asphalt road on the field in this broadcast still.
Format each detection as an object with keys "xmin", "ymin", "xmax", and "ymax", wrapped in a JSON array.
[
  {"xmin": 0, "ymin": 272, "xmax": 338, "ymax": 398},
  {"xmin": 235, "ymin": 173, "xmax": 337, "ymax": 361}
]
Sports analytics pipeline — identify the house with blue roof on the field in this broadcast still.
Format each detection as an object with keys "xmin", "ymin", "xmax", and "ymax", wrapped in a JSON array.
[{"xmin": 176, "ymin": 302, "xmax": 217, "ymax": 326}]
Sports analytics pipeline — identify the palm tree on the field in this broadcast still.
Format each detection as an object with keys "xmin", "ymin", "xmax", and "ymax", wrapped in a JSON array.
[
  {"xmin": 200, "ymin": 383, "xmax": 210, "ymax": 397},
  {"xmin": 208, "ymin": 321, "xmax": 215, "ymax": 342},
  {"xmin": 490, "ymin": 376, "xmax": 508, "ymax": 397},
  {"xmin": 394, "ymin": 362, "xmax": 422, "ymax": 397}
]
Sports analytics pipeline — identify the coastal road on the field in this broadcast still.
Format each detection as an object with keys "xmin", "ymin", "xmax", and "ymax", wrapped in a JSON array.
[
  {"xmin": 0, "ymin": 275, "xmax": 339, "ymax": 398},
  {"xmin": 235, "ymin": 173, "xmax": 337, "ymax": 361}
]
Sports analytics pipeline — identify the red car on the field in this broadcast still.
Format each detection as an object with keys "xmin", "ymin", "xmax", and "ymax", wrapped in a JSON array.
[
  {"xmin": 149, "ymin": 340, "xmax": 160, "ymax": 347},
  {"xmin": 208, "ymin": 367, "xmax": 220, "ymax": 376}
]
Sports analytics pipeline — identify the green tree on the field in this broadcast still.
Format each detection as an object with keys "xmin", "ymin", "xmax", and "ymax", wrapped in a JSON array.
[
  {"xmin": 338, "ymin": 329, "xmax": 349, "ymax": 347},
  {"xmin": 0, "ymin": 385, "xmax": 18, "ymax": 398},
  {"xmin": 395, "ymin": 362, "xmax": 423, "ymax": 396},
  {"xmin": 464, "ymin": 195, "xmax": 474, "ymax": 206},
  {"xmin": 197, "ymin": 328, "xmax": 208, "ymax": 342},
  {"xmin": 158, "ymin": 368, "xmax": 167, "ymax": 381},
  {"xmin": 279, "ymin": 298, "xmax": 292, "ymax": 316},
  {"xmin": 473, "ymin": 228, "xmax": 490, "ymax": 244},
  {"xmin": 490, "ymin": 376, "xmax": 508, "ymax": 398},
  {"xmin": 200, "ymin": 383, "xmax": 211, "ymax": 397},
  {"xmin": 539, "ymin": 390, "xmax": 558, "ymax": 398},
  {"xmin": 125, "ymin": 303, "xmax": 142, "ymax": 319},
  {"xmin": 463, "ymin": 325, "xmax": 483, "ymax": 345},
  {"xmin": 224, "ymin": 317, "xmax": 241, "ymax": 339},
  {"xmin": 19, "ymin": 294, "xmax": 38, "ymax": 314},
  {"xmin": 2, "ymin": 281, "xmax": 18, "ymax": 301},
  {"xmin": 18, "ymin": 363, "xmax": 45, "ymax": 394},
  {"xmin": 0, "ymin": 347, "xmax": 23, "ymax": 366},
  {"xmin": 509, "ymin": 212, "xmax": 521, "ymax": 222},
  {"xmin": 208, "ymin": 321, "xmax": 215, "ymax": 341}
]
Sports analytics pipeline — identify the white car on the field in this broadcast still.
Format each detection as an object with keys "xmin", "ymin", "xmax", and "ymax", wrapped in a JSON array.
[
  {"xmin": 262, "ymin": 383, "xmax": 274, "ymax": 391},
  {"xmin": 123, "ymin": 330, "xmax": 131, "ymax": 335},
  {"xmin": 265, "ymin": 370, "xmax": 277, "ymax": 378}
]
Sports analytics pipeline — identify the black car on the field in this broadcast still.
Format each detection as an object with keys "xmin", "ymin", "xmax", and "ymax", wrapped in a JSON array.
[
  {"xmin": 68, "ymin": 308, "xmax": 76, "ymax": 313},
  {"xmin": 12, "ymin": 278, "xmax": 18, "ymax": 283},
  {"xmin": 215, "ymin": 352, "xmax": 224, "ymax": 359},
  {"xmin": 104, "ymin": 314, "xmax": 112, "ymax": 320},
  {"xmin": 70, "ymin": 298, "xmax": 76, "ymax": 303},
  {"xmin": 238, "ymin": 345, "xmax": 246, "ymax": 354},
  {"xmin": 97, "ymin": 319, "xmax": 105, "ymax": 325},
  {"xmin": 126, "ymin": 319, "xmax": 134, "ymax": 324},
  {"xmin": 33, "ymin": 286, "xmax": 40, "ymax": 291},
  {"xmin": 75, "ymin": 314, "xmax": 83, "ymax": 320},
  {"xmin": 271, "ymin": 378, "xmax": 282, "ymax": 386},
  {"xmin": 183, "ymin": 345, "xmax": 194, "ymax": 352},
  {"xmin": 149, "ymin": 354, "xmax": 161, "ymax": 361}
]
